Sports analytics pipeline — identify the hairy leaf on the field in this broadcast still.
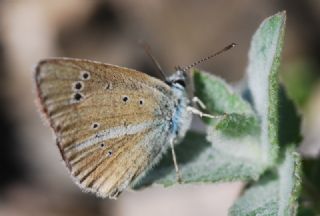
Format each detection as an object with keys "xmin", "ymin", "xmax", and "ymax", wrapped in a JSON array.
[{"xmin": 229, "ymin": 147, "xmax": 301, "ymax": 216}]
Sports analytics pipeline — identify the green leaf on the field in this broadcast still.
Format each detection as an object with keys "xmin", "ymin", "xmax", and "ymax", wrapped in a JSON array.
[
  {"xmin": 229, "ymin": 147, "xmax": 301, "ymax": 216},
  {"xmin": 135, "ymin": 132, "xmax": 264, "ymax": 188},
  {"xmin": 297, "ymin": 207, "xmax": 317, "ymax": 216},
  {"xmin": 297, "ymin": 159, "xmax": 320, "ymax": 214},
  {"xmin": 247, "ymin": 11, "xmax": 286, "ymax": 165},
  {"xmin": 193, "ymin": 70, "xmax": 265, "ymax": 181},
  {"xmin": 215, "ymin": 113, "xmax": 260, "ymax": 138},
  {"xmin": 193, "ymin": 69, "xmax": 254, "ymax": 116},
  {"xmin": 278, "ymin": 86, "xmax": 302, "ymax": 147},
  {"xmin": 136, "ymin": 12, "xmax": 289, "ymax": 196}
]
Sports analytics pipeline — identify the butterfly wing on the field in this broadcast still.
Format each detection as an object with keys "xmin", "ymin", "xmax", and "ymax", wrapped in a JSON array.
[{"xmin": 35, "ymin": 58, "xmax": 174, "ymax": 198}]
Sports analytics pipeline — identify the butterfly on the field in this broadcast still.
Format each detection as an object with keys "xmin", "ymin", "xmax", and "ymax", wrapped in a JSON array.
[{"xmin": 34, "ymin": 43, "xmax": 235, "ymax": 199}]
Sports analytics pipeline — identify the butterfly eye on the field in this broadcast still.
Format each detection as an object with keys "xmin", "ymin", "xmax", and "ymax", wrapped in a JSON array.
[
  {"xmin": 100, "ymin": 143, "xmax": 105, "ymax": 148},
  {"xmin": 174, "ymin": 79, "xmax": 186, "ymax": 87}
]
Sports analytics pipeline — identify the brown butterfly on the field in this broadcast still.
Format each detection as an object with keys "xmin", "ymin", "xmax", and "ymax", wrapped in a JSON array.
[{"xmin": 34, "ymin": 44, "xmax": 235, "ymax": 199}]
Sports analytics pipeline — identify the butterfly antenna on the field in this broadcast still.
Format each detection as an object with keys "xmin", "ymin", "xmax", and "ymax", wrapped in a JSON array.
[
  {"xmin": 139, "ymin": 41, "xmax": 167, "ymax": 80},
  {"xmin": 182, "ymin": 43, "xmax": 237, "ymax": 72}
]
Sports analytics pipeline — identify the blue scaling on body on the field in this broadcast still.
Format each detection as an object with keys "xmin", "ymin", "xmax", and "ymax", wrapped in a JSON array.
[
  {"xmin": 166, "ymin": 69, "xmax": 193, "ymax": 143},
  {"xmin": 169, "ymin": 83, "xmax": 191, "ymax": 140}
]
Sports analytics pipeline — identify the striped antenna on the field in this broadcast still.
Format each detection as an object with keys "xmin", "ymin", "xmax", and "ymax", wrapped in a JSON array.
[{"xmin": 182, "ymin": 43, "xmax": 237, "ymax": 72}]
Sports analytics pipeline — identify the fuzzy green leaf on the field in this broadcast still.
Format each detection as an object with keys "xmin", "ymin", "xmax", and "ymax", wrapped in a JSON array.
[
  {"xmin": 278, "ymin": 86, "xmax": 302, "ymax": 147},
  {"xmin": 229, "ymin": 147, "xmax": 301, "ymax": 216},
  {"xmin": 247, "ymin": 11, "xmax": 286, "ymax": 165},
  {"xmin": 193, "ymin": 70, "xmax": 265, "ymax": 180},
  {"xmin": 215, "ymin": 113, "xmax": 260, "ymax": 138},
  {"xmin": 193, "ymin": 69, "xmax": 254, "ymax": 116},
  {"xmin": 135, "ymin": 131, "xmax": 264, "ymax": 188},
  {"xmin": 298, "ymin": 159, "xmax": 320, "ymax": 215},
  {"xmin": 136, "ymin": 12, "xmax": 288, "ymax": 192}
]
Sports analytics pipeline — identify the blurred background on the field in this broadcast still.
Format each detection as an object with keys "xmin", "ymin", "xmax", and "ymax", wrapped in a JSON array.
[{"xmin": 0, "ymin": 1, "xmax": 319, "ymax": 215}]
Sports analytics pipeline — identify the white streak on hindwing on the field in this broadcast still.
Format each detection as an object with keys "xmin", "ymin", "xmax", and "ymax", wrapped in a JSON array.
[{"xmin": 65, "ymin": 121, "xmax": 156, "ymax": 153}]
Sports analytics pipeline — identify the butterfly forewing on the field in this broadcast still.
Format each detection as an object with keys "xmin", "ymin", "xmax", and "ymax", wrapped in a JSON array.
[{"xmin": 35, "ymin": 58, "xmax": 174, "ymax": 198}]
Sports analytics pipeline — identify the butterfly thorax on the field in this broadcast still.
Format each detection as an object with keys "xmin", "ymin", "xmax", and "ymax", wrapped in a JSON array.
[
  {"xmin": 169, "ymin": 83, "xmax": 192, "ymax": 143},
  {"xmin": 166, "ymin": 70, "xmax": 192, "ymax": 143}
]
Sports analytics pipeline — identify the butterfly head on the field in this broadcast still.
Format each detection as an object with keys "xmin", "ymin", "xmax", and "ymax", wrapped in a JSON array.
[
  {"xmin": 166, "ymin": 67, "xmax": 188, "ymax": 88},
  {"xmin": 165, "ymin": 42, "xmax": 237, "ymax": 91},
  {"xmin": 165, "ymin": 66, "xmax": 194, "ymax": 99}
]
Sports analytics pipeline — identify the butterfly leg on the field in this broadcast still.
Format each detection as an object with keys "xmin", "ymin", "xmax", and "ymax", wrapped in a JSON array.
[
  {"xmin": 192, "ymin": 97, "xmax": 206, "ymax": 109},
  {"xmin": 187, "ymin": 106, "xmax": 226, "ymax": 119},
  {"xmin": 170, "ymin": 138, "xmax": 182, "ymax": 183}
]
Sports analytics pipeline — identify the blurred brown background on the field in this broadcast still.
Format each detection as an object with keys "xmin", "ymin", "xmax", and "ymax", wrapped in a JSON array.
[{"xmin": 0, "ymin": 1, "xmax": 319, "ymax": 216}]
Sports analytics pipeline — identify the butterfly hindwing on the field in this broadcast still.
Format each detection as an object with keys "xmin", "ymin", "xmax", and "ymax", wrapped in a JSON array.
[{"xmin": 35, "ymin": 58, "xmax": 174, "ymax": 198}]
